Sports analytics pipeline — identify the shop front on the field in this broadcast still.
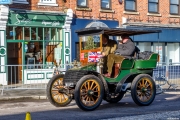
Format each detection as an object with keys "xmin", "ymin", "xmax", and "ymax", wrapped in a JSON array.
[{"xmin": 6, "ymin": 9, "xmax": 73, "ymax": 84}]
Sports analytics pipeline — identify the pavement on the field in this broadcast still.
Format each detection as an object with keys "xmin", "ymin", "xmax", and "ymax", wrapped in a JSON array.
[
  {"xmin": 0, "ymin": 85, "xmax": 180, "ymax": 101},
  {"xmin": 0, "ymin": 89, "xmax": 47, "ymax": 101}
]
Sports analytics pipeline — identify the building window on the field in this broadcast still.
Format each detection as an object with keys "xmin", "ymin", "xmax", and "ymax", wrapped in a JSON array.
[
  {"xmin": 13, "ymin": 0, "xmax": 29, "ymax": 4},
  {"xmin": 125, "ymin": 0, "xmax": 136, "ymax": 11},
  {"xmin": 101, "ymin": 0, "xmax": 111, "ymax": 9},
  {"xmin": 38, "ymin": 0, "xmax": 58, "ymax": 6},
  {"xmin": 170, "ymin": 0, "xmax": 179, "ymax": 14},
  {"xmin": 6, "ymin": 26, "xmax": 63, "ymax": 68},
  {"xmin": 148, "ymin": 0, "xmax": 159, "ymax": 13},
  {"xmin": 77, "ymin": 0, "xmax": 88, "ymax": 7}
]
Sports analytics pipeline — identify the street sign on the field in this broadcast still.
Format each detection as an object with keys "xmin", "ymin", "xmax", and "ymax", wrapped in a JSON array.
[{"xmin": 0, "ymin": 0, "xmax": 12, "ymax": 4}]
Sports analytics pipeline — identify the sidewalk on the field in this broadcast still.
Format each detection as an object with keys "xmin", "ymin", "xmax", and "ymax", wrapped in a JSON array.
[
  {"xmin": 0, "ymin": 85, "xmax": 180, "ymax": 101},
  {"xmin": 0, "ymin": 89, "xmax": 47, "ymax": 101}
]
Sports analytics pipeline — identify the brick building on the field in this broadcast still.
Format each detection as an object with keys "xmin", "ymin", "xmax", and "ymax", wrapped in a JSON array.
[{"xmin": 0, "ymin": 0, "xmax": 180, "ymax": 84}]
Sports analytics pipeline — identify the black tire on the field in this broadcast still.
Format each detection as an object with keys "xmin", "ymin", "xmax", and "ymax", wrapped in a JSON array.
[
  {"xmin": 131, "ymin": 74, "xmax": 156, "ymax": 106},
  {"xmin": 105, "ymin": 91, "xmax": 125, "ymax": 103},
  {"xmin": 74, "ymin": 75, "xmax": 104, "ymax": 111},
  {"xmin": 47, "ymin": 74, "xmax": 72, "ymax": 107}
]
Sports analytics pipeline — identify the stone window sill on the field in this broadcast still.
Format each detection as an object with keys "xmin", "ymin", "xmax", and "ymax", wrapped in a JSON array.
[
  {"xmin": 99, "ymin": 9, "xmax": 114, "ymax": 13},
  {"xmin": 123, "ymin": 11, "xmax": 139, "ymax": 15},
  {"xmin": 75, "ymin": 7, "xmax": 92, "ymax": 11},
  {"xmin": 38, "ymin": 3, "xmax": 58, "ymax": 6},
  {"xmin": 169, "ymin": 15, "xmax": 180, "ymax": 18},
  {"xmin": 147, "ymin": 13, "xmax": 161, "ymax": 17}
]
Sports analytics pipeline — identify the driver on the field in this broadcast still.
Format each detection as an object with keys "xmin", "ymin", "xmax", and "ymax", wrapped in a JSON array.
[
  {"xmin": 104, "ymin": 35, "xmax": 135, "ymax": 77},
  {"xmin": 101, "ymin": 34, "xmax": 117, "ymax": 73}
]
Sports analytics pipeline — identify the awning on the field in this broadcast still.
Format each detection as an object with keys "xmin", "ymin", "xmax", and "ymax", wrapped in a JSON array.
[{"xmin": 75, "ymin": 27, "xmax": 161, "ymax": 36}]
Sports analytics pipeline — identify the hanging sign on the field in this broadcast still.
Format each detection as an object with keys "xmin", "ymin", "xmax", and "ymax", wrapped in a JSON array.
[
  {"xmin": 8, "ymin": 11, "xmax": 66, "ymax": 27},
  {"xmin": 0, "ymin": 0, "xmax": 12, "ymax": 4}
]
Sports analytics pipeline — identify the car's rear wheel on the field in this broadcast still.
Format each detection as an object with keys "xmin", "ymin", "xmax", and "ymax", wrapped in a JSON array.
[
  {"xmin": 47, "ymin": 74, "xmax": 72, "ymax": 107},
  {"xmin": 131, "ymin": 74, "xmax": 156, "ymax": 106},
  {"xmin": 74, "ymin": 75, "xmax": 104, "ymax": 111}
]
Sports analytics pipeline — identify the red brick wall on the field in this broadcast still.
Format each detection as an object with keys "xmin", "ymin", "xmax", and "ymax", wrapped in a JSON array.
[{"xmin": 9, "ymin": 0, "xmax": 178, "ymax": 25}]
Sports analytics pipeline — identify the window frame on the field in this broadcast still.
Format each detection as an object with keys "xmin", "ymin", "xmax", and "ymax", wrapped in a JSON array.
[
  {"xmin": 77, "ymin": 0, "xmax": 88, "ymax": 8},
  {"xmin": 148, "ymin": 0, "xmax": 159, "ymax": 13},
  {"xmin": 124, "ymin": 0, "xmax": 136, "ymax": 12},
  {"xmin": 170, "ymin": 0, "xmax": 180, "ymax": 15},
  {"xmin": 101, "ymin": 0, "xmax": 112, "ymax": 10}
]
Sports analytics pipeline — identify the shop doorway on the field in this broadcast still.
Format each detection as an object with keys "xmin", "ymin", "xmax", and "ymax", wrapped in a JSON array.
[{"xmin": 7, "ymin": 42, "xmax": 22, "ymax": 84}]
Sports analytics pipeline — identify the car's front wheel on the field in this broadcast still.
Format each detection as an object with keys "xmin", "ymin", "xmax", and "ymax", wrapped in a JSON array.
[
  {"xmin": 74, "ymin": 75, "xmax": 104, "ymax": 111},
  {"xmin": 47, "ymin": 74, "xmax": 72, "ymax": 107}
]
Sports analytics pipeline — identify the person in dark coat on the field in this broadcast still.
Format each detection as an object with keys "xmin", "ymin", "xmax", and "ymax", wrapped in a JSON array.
[{"xmin": 104, "ymin": 35, "xmax": 135, "ymax": 77}]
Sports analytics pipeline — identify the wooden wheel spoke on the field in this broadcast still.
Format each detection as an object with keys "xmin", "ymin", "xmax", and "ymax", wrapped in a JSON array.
[
  {"xmin": 142, "ymin": 79, "xmax": 145, "ymax": 87},
  {"xmin": 137, "ymin": 85, "xmax": 141, "ymax": 89},
  {"xmin": 137, "ymin": 92, "xmax": 142, "ymax": 97},
  {"xmin": 91, "ymin": 96, "xmax": 95, "ymax": 102},
  {"xmin": 81, "ymin": 92, "xmax": 87, "ymax": 96},
  {"xmin": 88, "ymin": 82, "xmax": 90, "ymax": 90},
  {"xmin": 59, "ymin": 94, "xmax": 62, "ymax": 102},
  {"xmin": 52, "ymin": 92, "xmax": 59, "ymax": 97},
  {"xmin": 144, "ymin": 80, "xmax": 148, "ymax": 87},
  {"xmin": 52, "ymin": 85, "xmax": 60, "ymax": 89},
  {"xmin": 92, "ymin": 94, "xmax": 99, "ymax": 98},
  {"xmin": 51, "ymin": 89, "xmax": 59, "ymax": 92},
  {"xmin": 93, "ymin": 90, "xmax": 99, "ymax": 93},
  {"xmin": 90, "ymin": 81, "xmax": 95, "ymax": 90},
  {"xmin": 92, "ymin": 85, "xmax": 98, "ymax": 90},
  {"xmin": 83, "ymin": 83, "xmax": 88, "ymax": 91},
  {"xmin": 145, "ymin": 83, "xmax": 150, "ymax": 88},
  {"xmin": 86, "ymin": 96, "xmax": 90, "ymax": 102},
  {"xmin": 61, "ymin": 93, "xmax": 67, "ymax": 101}
]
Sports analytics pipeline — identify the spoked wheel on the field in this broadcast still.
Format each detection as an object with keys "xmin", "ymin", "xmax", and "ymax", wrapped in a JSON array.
[
  {"xmin": 131, "ymin": 74, "xmax": 156, "ymax": 106},
  {"xmin": 74, "ymin": 75, "xmax": 104, "ymax": 111},
  {"xmin": 47, "ymin": 74, "xmax": 72, "ymax": 107}
]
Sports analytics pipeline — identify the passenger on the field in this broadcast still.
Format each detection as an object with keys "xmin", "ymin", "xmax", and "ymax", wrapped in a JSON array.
[
  {"xmin": 101, "ymin": 34, "xmax": 117, "ymax": 73},
  {"xmin": 104, "ymin": 35, "xmax": 135, "ymax": 77}
]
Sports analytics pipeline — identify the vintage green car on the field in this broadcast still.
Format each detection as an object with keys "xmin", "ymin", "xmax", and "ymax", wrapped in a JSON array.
[{"xmin": 46, "ymin": 27, "xmax": 161, "ymax": 111}]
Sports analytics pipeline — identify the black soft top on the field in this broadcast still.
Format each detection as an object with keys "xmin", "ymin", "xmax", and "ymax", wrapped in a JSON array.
[{"xmin": 75, "ymin": 27, "xmax": 161, "ymax": 36}]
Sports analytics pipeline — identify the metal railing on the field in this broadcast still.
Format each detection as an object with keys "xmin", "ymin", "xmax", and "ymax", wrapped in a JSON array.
[
  {"xmin": 0, "ymin": 64, "xmax": 74, "ymax": 95},
  {"xmin": 153, "ymin": 63, "xmax": 180, "ymax": 94}
]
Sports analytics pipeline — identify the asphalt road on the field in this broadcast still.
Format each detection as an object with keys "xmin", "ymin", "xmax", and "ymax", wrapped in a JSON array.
[{"xmin": 0, "ymin": 93, "xmax": 180, "ymax": 120}]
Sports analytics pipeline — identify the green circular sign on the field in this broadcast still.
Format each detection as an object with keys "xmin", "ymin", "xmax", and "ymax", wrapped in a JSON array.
[
  {"xmin": 0, "ymin": 47, "xmax": 6, "ymax": 56},
  {"xmin": 65, "ymin": 48, "xmax": 70, "ymax": 54}
]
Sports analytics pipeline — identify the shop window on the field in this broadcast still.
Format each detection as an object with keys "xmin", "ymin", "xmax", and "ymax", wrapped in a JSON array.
[
  {"xmin": 77, "ymin": 0, "xmax": 88, "ymax": 7},
  {"xmin": 167, "ymin": 43, "xmax": 180, "ymax": 64},
  {"xmin": 125, "ymin": 0, "xmax": 136, "ymax": 11},
  {"xmin": 101, "ymin": 0, "xmax": 111, "ymax": 9},
  {"xmin": 170, "ymin": 0, "xmax": 179, "ymax": 15},
  {"xmin": 148, "ymin": 0, "xmax": 159, "ymax": 13},
  {"xmin": 138, "ymin": 42, "xmax": 151, "ymax": 52},
  {"xmin": 38, "ymin": 0, "xmax": 58, "ymax": 6},
  {"xmin": 13, "ymin": 0, "xmax": 29, "ymax": 4},
  {"xmin": 153, "ymin": 43, "xmax": 165, "ymax": 64},
  {"xmin": 6, "ymin": 26, "xmax": 62, "ymax": 69}
]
